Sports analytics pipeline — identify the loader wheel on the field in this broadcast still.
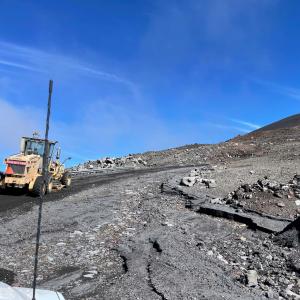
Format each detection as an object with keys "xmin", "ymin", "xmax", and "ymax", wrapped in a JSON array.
[
  {"xmin": 32, "ymin": 176, "xmax": 46, "ymax": 197},
  {"xmin": 61, "ymin": 172, "xmax": 71, "ymax": 187},
  {"xmin": 0, "ymin": 183, "xmax": 6, "ymax": 194},
  {"xmin": 0, "ymin": 173, "xmax": 5, "ymax": 193}
]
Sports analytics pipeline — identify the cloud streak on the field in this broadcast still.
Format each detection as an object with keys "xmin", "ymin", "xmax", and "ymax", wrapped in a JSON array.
[
  {"xmin": 211, "ymin": 123, "xmax": 250, "ymax": 134},
  {"xmin": 253, "ymin": 78, "xmax": 300, "ymax": 101},
  {"xmin": 0, "ymin": 40, "xmax": 136, "ymax": 90},
  {"xmin": 229, "ymin": 118, "xmax": 261, "ymax": 129},
  {"xmin": 0, "ymin": 59, "xmax": 43, "ymax": 72}
]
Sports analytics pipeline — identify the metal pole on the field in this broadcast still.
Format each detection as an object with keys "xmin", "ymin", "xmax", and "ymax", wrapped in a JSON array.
[{"xmin": 32, "ymin": 80, "xmax": 53, "ymax": 300}]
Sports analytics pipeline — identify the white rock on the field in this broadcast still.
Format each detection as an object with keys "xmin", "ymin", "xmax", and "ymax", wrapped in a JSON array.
[
  {"xmin": 73, "ymin": 230, "xmax": 83, "ymax": 235},
  {"xmin": 210, "ymin": 198, "xmax": 222, "ymax": 204},
  {"xmin": 295, "ymin": 200, "xmax": 300, "ymax": 206},
  {"xmin": 83, "ymin": 274, "xmax": 95, "ymax": 279},
  {"xmin": 87, "ymin": 270, "xmax": 98, "ymax": 275},
  {"xmin": 247, "ymin": 270, "xmax": 258, "ymax": 287},
  {"xmin": 217, "ymin": 254, "xmax": 228, "ymax": 264},
  {"xmin": 286, "ymin": 284, "xmax": 300, "ymax": 299},
  {"xmin": 56, "ymin": 242, "xmax": 66, "ymax": 246},
  {"xmin": 189, "ymin": 169, "xmax": 200, "ymax": 177},
  {"xmin": 181, "ymin": 176, "xmax": 197, "ymax": 187},
  {"xmin": 47, "ymin": 256, "xmax": 54, "ymax": 262}
]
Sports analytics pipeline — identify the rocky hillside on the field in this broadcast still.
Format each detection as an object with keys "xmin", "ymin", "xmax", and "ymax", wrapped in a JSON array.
[
  {"xmin": 254, "ymin": 114, "xmax": 300, "ymax": 133},
  {"xmin": 71, "ymin": 114, "xmax": 300, "ymax": 173}
]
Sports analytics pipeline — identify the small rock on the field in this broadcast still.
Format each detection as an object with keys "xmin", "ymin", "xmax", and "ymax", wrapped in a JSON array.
[
  {"xmin": 210, "ymin": 198, "xmax": 222, "ymax": 204},
  {"xmin": 73, "ymin": 230, "xmax": 83, "ymax": 236},
  {"xmin": 265, "ymin": 289, "xmax": 274, "ymax": 298},
  {"xmin": 247, "ymin": 270, "xmax": 258, "ymax": 287},
  {"xmin": 56, "ymin": 242, "xmax": 66, "ymax": 246},
  {"xmin": 277, "ymin": 202, "xmax": 285, "ymax": 207},
  {"xmin": 264, "ymin": 278, "xmax": 275, "ymax": 287},
  {"xmin": 180, "ymin": 176, "xmax": 196, "ymax": 187},
  {"xmin": 161, "ymin": 222, "xmax": 174, "ymax": 227},
  {"xmin": 189, "ymin": 169, "xmax": 200, "ymax": 177},
  {"xmin": 83, "ymin": 273, "xmax": 95, "ymax": 279},
  {"xmin": 242, "ymin": 184, "xmax": 251, "ymax": 192},
  {"xmin": 282, "ymin": 185, "xmax": 290, "ymax": 192},
  {"xmin": 217, "ymin": 254, "xmax": 228, "ymax": 264},
  {"xmin": 105, "ymin": 158, "xmax": 114, "ymax": 164},
  {"xmin": 274, "ymin": 192, "xmax": 283, "ymax": 198},
  {"xmin": 285, "ymin": 284, "xmax": 300, "ymax": 299},
  {"xmin": 47, "ymin": 256, "xmax": 54, "ymax": 263},
  {"xmin": 208, "ymin": 181, "xmax": 217, "ymax": 188}
]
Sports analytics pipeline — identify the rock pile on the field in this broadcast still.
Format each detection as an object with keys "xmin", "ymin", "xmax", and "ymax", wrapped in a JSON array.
[
  {"xmin": 201, "ymin": 232, "xmax": 300, "ymax": 299},
  {"xmin": 71, "ymin": 155, "xmax": 147, "ymax": 173},
  {"xmin": 180, "ymin": 168, "xmax": 216, "ymax": 188},
  {"xmin": 222, "ymin": 175, "xmax": 300, "ymax": 219},
  {"xmin": 275, "ymin": 216, "xmax": 300, "ymax": 248},
  {"xmin": 226, "ymin": 175, "xmax": 300, "ymax": 203}
]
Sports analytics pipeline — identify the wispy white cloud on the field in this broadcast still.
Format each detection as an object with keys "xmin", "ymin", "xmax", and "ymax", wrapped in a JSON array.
[
  {"xmin": 208, "ymin": 123, "xmax": 250, "ymax": 134},
  {"xmin": 0, "ymin": 40, "xmax": 136, "ymax": 90},
  {"xmin": 229, "ymin": 118, "xmax": 261, "ymax": 130},
  {"xmin": 0, "ymin": 59, "xmax": 43, "ymax": 72},
  {"xmin": 253, "ymin": 78, "xmax": 300, "ymax": 100}
]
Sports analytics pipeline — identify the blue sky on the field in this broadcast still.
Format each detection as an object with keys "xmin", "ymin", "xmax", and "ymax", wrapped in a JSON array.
[{"xmin": 0, "ymin": 0, "xmax": 300, "ymax": 168}]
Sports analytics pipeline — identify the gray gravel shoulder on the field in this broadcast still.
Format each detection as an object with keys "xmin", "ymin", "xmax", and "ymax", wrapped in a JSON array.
[{"xmin": 0, "ymin": 164, "xmax": 294, "ymax": 299}]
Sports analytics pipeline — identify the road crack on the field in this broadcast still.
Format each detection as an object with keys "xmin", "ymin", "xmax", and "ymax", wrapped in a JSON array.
[{"xmin": 146, "ymin": 262, "xmax": 166, "ymax": 300}]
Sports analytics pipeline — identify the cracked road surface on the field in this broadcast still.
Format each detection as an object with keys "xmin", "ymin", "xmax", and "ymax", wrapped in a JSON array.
[{"xmin": 0, "ymin": 166, "xmax": 268, "ymax": 299}]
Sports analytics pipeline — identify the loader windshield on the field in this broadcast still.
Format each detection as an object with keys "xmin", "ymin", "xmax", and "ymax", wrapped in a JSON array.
[
  {"xmin": 25, "ymin": 140, "xmax": 45, "ymax": 156},
  {"xmin": 24, "ymin": 139, "xmax": 54, "ymax": 157}
]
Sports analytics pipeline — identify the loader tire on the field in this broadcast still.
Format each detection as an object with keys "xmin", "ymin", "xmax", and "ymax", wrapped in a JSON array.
[
  {"xmin": 61, "ymin": 172, "xmax": 71, "ymax": 187},
  {"xmin": 32, "ymin": 176, "xmax": 46, "ymax": 197},
  {"xmin": 0, "ymin": 173, "xmax": 6, "ymax": 194}
]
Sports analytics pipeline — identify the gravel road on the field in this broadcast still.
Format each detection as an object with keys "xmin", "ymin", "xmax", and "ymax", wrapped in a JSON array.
[
  {"xmin": 0, "ymin": 165, "xmax": 203, "ymax": 213},
  {"xmin": 0, "ymin": 165, "xmax": 271, "ymax": 299}
]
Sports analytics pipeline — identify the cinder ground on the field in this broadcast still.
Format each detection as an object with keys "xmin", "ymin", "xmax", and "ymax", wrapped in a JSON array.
[{"xmin": 1, "ymin": 123, "xmax": 300, "ymax": 299}]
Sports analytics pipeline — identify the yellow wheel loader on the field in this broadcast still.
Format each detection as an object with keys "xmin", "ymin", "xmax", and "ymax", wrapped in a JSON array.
[{"xmin": 0, "ymin": 135, "xmax": 71, "ymax": 197}]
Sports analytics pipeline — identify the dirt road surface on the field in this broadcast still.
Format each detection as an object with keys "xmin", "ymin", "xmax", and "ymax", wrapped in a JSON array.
[{"xmin": 0, "ymin": 165, "xmax": 271, "ymax": 300}]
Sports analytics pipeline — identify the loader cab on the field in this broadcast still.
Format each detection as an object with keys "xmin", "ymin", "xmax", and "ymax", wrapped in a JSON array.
[{"xmin": 21, "ymin": 137, "xmax": 56, "ymax": 158}]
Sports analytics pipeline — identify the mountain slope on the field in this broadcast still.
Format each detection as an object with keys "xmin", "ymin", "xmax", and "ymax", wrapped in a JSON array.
[{"xmin": 254, "ymin": 114, "xmax": 300, "ymax": 133}]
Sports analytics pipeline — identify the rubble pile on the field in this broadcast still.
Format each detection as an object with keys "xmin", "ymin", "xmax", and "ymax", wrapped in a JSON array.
[
  {"xmin": 200, "ymin": 231, "xmax": 300, "ymax": 299},
  {"xmin": 223, "ymin": 175, "xmax": 300, "ymax": 219},
  {"xmin": 275, "ymin": 216, "xmax": 300, "ymax": 248},
  {"xmin": 180, "ymin": 168, "xmax": 217, "ymax": 188},
  {"xmin": 71, "ymin": 155, "xmax": 147, "ymax": 173}
]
